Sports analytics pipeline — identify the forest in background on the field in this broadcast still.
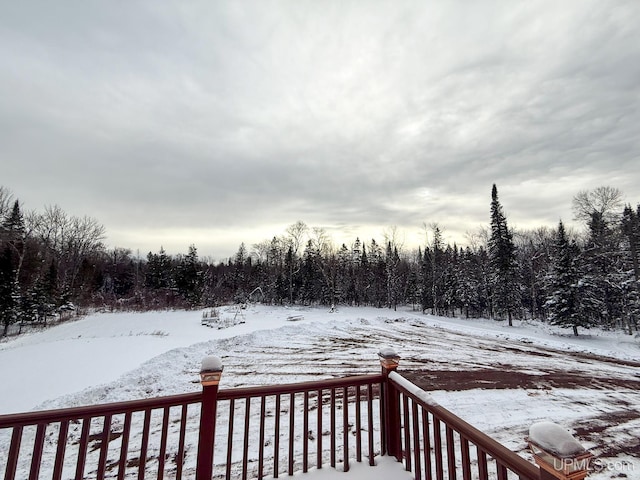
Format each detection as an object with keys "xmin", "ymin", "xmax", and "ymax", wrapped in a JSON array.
[{"xmin": 0, "ymin": 185, "xmax": 638, "ymax": 337}]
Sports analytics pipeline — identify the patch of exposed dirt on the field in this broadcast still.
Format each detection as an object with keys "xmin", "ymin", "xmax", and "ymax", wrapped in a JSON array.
[
  {"xmin": 403, "ymin": 368, "xmax": 640, "ymax": 392},
  {"xmin": 573, "ymin": 410, "xmax": 640, "ymax": 459},
  {"xmin": 402, "ymin": 356, "xmax": 640, "ymax": 460}
]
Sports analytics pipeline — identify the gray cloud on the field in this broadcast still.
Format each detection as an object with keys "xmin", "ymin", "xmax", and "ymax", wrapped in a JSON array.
[{"xmin": 2, "ymin": 1, "xmax": 639, "ymax": 259}]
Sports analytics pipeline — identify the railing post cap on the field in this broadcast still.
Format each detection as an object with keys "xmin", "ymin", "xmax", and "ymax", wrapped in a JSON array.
[
  {"xmin": 378, "ymin": 347, "xmax": 400, "ymax": 370},
  {"xmin": 378, "ymin": 347, "xmax": 400, "ymax": 360},
  {"xmin": 200, "ymin": 356, "xmax": 223, "ymax": 386},
  {"xmin": 528, "ymin": 421, "xmax": 592, "ymax": 480},
  {"xmin": 201, "ymin": 356, "xmax": 223, "ymax": 372}
]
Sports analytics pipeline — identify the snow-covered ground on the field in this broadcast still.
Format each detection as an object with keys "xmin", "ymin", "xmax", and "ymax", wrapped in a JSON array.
[{"xmin": 1, "ymin": 305, "xmax": 639, "ymax": 479}]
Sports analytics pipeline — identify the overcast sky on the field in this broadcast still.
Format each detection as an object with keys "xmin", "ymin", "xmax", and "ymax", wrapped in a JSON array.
[{"xmin": 2, "ymin": 1, "xmax": 639, "ymax": 260}]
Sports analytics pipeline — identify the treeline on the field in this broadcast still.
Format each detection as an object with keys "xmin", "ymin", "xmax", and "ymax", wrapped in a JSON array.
[{"xmin": 1, "ymin": 185, "xmax": 638, "ymax": 336}]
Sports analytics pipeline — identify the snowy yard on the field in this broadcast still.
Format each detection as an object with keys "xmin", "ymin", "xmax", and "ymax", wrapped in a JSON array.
[{"xmin": 1, "ymin": 305, "xmax": 639, "ymax": 479}]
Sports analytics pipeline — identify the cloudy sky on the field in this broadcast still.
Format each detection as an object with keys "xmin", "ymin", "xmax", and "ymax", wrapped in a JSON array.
[{"xmin": 2, "ymin": 1, "xmax": 639, "ymax": 259}]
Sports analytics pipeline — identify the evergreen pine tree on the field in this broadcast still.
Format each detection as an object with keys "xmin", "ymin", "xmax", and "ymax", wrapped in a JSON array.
[
  {"xmin": 545, "ymin": 221, "xmax": 586, "ymax": 335},
  {"xmin": 458, "ymin": 247, "xmax": 482, "ymax": 318},
  {"xmin": 488, "ymin": 184, "xmax": 520, "ymax": 325},
  {"xmin": 145, "ymin": 247, "xmax": 172, "ymax": 290},
  {"xmin": 174, "ymin": 245, "xmax": 203, "ymax": 307},
  {"xmin": 621, "ymin": 205, "xmax": 640, "ymax": 333},
  {"xmin": 622, "ymin": 205, "xmax": 640, "ymax": 283},
  {"xmin": 579, "ymin": 211, "xmax": 623, "ymax": 329},
  {"xmin": 0, "ymin": 246, "xmax": 20, "ymax": 335}
]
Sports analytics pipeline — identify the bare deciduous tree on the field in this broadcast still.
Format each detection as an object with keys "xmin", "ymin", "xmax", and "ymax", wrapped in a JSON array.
[
  {"xmin": 572, "ymin": 186, "xmax": 624, "ymax": 225},
  {"xmin": 0, "ymin": 186, "xmax": 13, "ymax": 221},
  {"xmin": 285, "ymin": 220, "xmax": 308, "ymax": 257},
  {"xmin": 28, "ymin": 205, "xmax": 105, "ymax": 288}
]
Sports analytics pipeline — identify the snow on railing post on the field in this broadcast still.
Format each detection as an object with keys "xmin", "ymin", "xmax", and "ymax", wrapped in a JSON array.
[
  {"xmin": 196, "ymin": 356, "xmax": 224, "ymax": 480},
  {"xmin": 378, "ymin": 347, "xmax": 402, "ymax": 461},
  {"xmin": 528, "ymin": 421, "xmax": 593, "ymax": 480}
]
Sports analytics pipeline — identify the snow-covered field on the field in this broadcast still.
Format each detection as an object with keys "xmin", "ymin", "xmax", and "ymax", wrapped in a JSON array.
[{"xmin": 1, "ymin": 305, "xmax": 639, "ymax": 479}]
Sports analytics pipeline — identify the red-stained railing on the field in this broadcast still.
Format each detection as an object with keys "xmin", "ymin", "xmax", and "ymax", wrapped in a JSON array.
[
  {"xmin": 212, "ymin": 374, "xmax": 384, "ymax": 479},
  {"xmin": 1, "ymin": 351, "xmax": 580, "ymax": 480},
  {"xmin": 0, "ymin": 375, "xmax": 384, "ymax": 480},
  {"xmin": 0, "ymin": 392, "xmax": 203, "ymax": 480},
  {"xmin": 385, "ymin": 371, "xmax": 540, "ymax": 480}
]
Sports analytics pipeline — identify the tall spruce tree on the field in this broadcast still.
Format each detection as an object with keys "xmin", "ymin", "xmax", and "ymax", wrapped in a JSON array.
[
  {"xmin": 545, "ymin": 221, "xmax": 584, "ymax": 335},
  {"xmin": 621, "ymin": 205, "xmax": 640, "ymax": 333},
  {"xmin": 579, "ymin": 211, "xmax": 622, "ymax": 328},
  {"xmin": 0, "ymin": 246, "xmax": 19, "ymax": 335},
  {"xmin": 622, "ymin": 205, "xmax": 640, "ymax": 283},
  {"xmin": 488, "ymin": 184, "xmax": 519, "ymax": 325},
  {"xmin": 175, "ymin": 245, "xmax": 202, "ymax": 306}
]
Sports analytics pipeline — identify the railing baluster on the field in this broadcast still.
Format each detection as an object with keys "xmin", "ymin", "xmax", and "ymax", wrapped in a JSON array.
[
  {"xmin": 422, "ymin": 408, "xmax": 432, "ymax": 480},
  {"xmin": 367, "ymin": 383, "xmax": 374, "ymax": 466},
  {"xmin": 157, "ymin": 407, "xmax": 170, "ymax": 480},
  {"xmin": 52, "ymin": 421, "xmax": 69, "ymax": 480},
  {"xmin": 412, "ymin": 401, "xmax": 422, "ymax": 480},
  {"xmin": 4, "ymin": 426, "xmax": 23, "ymax": 480},
  {"xmin": 303, "ymin": 391, "xmax": 309, "ymax": 473},
  {"xmin": 117, "ymin": 412, "xmax": 132, "ymax": 480},
  {"xmin": 343, "ymin": 386, "xmax": 349, "ymax": 472},
  {"xmin": 330, "ymin": 388, "xmax": 336, "ymax": 468},
  {"xmin": 242, "ymin": 397, "xmax": 251, "ymax": 480},
  {"xmin": 477, "ymin": 447, "xmax": 488, "ymax": 480},
  {"xmin": 446, "ymin": 425, "xmax": 456, "ymax": 480},
  {"xmin": 258, "ymin": 395, "xmax": 266, "ymax": 479},
  {"xmin": 403, "ymin": 394, "xmax": 412, "ymax": 472},
  {"xmin": 379, "ymin": 379, "xmax": 387, "ymax": 455},
  {"xmin": 288, "ymin": 393, "xmax": 295, "ymax": 476},
  {"xmin": 274, "ymin": 394, "xmax": 281, "ymax": 478},
  {"xmin": 355, "ymin": 385, "xmax": 362, "ymax": 463},
  {"xmin": 496, "ymin": 461, "xmax": 508, "ymax": 480},
  {"xmin": 460, "ymin": 436, "xmax": 471, "ymax": 480},
  {"xmin": 28, "ymin": 423, "xmax": 47, "ymax": 480},
  {"xmin": 433, "ymin": 417, "xmax": 444, "ymax": 480},
  {"xmin": 75, "ymin": 417, "xmax": 91, "ymax": 480},
  {"xmin": 96, "ymin": 414, "xmax": 112, "ymax": 480},
  {"xmin": 138, "ymin": 409, "xmax": 151, "ymax": 480},
  {"xmin": 176, "ymin": 405, "xmax": 188, "ymax": 480},
  {"xmin": 225, "ymin": 399, "xmax": 235, "ymax": 480},
  {"xmin": 316, "ymin": 389, "xmax": 323, "ymax": 469}
]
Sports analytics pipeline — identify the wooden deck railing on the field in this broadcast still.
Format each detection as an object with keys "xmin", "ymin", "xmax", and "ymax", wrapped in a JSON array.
[
  {"xmin": 212, "ymin": 375, "xmax": 384, "ymax": 479},
  {"xmin": 0, "ymin": 392, "xmax": 203, "ymax": 480},
  {"xmin": 386, "ymin": 372, "xmax": 539, "ymax": 480},
  {"xmin": 0, "ymin": 349, "xmax": 591, "ymax": 480}
]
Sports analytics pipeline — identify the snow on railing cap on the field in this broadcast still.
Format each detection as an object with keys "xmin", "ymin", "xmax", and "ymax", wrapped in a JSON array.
[
  {"xmin": 378, "ymin": 347, "xmax": 400, "ymax": 359},
  {"xmin": 200, "ymin": 356, "xmax": 223, "ymax": 373},
  {"xmin": 529, "ymin": 421, "xmax": 586, "ymax": 457}
]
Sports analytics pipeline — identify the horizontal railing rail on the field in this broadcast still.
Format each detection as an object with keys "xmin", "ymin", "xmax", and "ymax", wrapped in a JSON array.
[
  {"xmin": 0, "ymin": 392, "xmax": 203, "ymax": 428},
  {"xmin": 217, "ymin": 374, "xmax": 383, "ymax": 400}
]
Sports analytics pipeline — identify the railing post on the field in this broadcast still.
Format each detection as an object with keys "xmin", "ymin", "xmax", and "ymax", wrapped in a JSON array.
[
  {"xmin": 378, "ymin": 348, "xmax": 402, "ymax": 462},
  {"xmin": 196, "ymin": 356, "xmax": 224, "ymax": 480},
  {"xmin": 528, "ymin": 421, "xmax": 592, "ymax": 480}
]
